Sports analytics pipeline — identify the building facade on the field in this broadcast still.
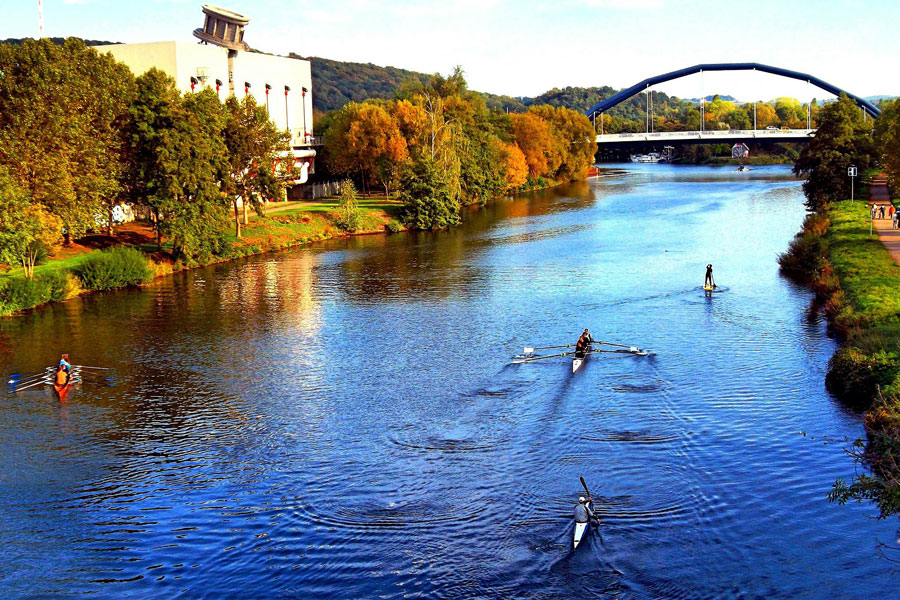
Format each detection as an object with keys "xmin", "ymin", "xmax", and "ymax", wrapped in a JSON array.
[{"xmin": 94, "ymin": 6, "xmax": 316, "ymax": 184}]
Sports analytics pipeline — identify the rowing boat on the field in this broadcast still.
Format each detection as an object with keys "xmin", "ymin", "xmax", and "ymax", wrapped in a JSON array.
[
  {"xmin": 54, "ymin": 381, "xmax": 73, "ymax": 401},
  {"xmin": 572, "ymin": 343, "xmax": 592, "ymax": 373}
]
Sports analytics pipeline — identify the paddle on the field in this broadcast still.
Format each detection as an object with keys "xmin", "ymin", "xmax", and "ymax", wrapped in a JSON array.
[
  {"xmin": 71, "ymin": 365, "xmax": 115, "ymax": 371},
  {"xmin": 580, "ymin": 476, "xmax": 600, "ymax": 526},
  {"xmin": 511, "ymin": 351, "xmax": 573, "ymax": 364}
]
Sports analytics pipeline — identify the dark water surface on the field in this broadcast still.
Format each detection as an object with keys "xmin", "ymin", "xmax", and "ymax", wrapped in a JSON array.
[{"xmin": 2, "ymin": 165, "xmax": 897, "ymax": 598}]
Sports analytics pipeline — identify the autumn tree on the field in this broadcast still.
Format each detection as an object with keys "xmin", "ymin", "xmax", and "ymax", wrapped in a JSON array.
[
  {"xmin": 324, "ymin": 102, "xmax": 409, "ymax": 195},
  {"xmin": 754, "ymin": 102, "xmax": 779, "ymax": 128},
  {"xmin": 528, "ymin": 105, "xmax": 597, "ymax": 180},
  {"xmin": 511, "ymin": 112, "xmax": 554, "ymax": 178},
  {"xmin": 500, "ymin": 142, "xmax": 528, "ymax": 190}
]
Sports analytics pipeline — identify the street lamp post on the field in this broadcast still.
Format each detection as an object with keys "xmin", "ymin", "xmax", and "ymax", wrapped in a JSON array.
[
  {"xmin": 265, "ymin": 83, "xmax": 271, "ymax": 113},
  {"xmin": 284, "ymin": 85, "xmax": 291, "ymax": 138},
  {"xmin": 301, "ymin": 87, "xmax": 308, "ymax": 142}
]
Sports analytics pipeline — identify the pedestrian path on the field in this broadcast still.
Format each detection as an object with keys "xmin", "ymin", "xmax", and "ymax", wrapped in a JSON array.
[{"xmin": 868, "ymin": 174, "xmax": 900, "ymax": 264}]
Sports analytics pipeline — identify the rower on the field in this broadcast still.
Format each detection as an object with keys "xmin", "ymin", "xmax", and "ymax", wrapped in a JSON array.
[
  {"xmin": 574, "ymin": 495, "xmax": 597, "ymax": 525},
  {"xmin": 574, "ymin": 329, "xmax": 593, "ymax": 357},
  {"xmin": 59, "ymin": 353, "xmax": 71, "ymax": 370},
  {"xmin": 704, "ymin": 264, "xmax": 716, "ymax": 289},
  {"xmin": 54, "ymin": 364, "xmax": 70, "ymax": 387}
]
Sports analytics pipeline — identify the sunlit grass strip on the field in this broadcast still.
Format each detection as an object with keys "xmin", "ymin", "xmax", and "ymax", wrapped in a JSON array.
[{"xmin": 827, "ymin": 200, "xmax": 900, "ymax": 327}]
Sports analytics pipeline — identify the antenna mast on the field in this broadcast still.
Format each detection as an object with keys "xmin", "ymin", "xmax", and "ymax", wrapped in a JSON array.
[{"xmin": 38, "ymin": 0, "xmax": 44, "ymax": 38}]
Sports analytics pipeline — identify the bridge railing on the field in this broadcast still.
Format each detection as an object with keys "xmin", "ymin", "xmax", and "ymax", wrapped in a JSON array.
[{"xmin": 596, "ymin": 128, "xmax": 816, "ymax": 142}]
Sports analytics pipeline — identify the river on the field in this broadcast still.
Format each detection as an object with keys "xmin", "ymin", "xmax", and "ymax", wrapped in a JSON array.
[{"xmin": 1, "ymin": 164, "xmax": 897, "ymax": 598}]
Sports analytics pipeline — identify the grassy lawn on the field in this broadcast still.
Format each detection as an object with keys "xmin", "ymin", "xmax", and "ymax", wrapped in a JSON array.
[
  {"xmin": 827, "ymin": 200, "xmax": 900, "ymax": 324},
  {"xmin": 2, "ymin": 195, "xmax": 404, "ymax": 282}
]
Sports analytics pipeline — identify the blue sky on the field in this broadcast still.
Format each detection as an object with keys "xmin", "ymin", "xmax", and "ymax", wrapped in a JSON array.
[{"xmin": 2, "ymin": 0, "xmax": 896, "ymax": 101}]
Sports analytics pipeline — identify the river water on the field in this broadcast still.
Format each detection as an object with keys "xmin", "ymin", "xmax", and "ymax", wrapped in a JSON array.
[{"xmin": 1, "ymin": 164, "xmax": 897, "ymax": 598}]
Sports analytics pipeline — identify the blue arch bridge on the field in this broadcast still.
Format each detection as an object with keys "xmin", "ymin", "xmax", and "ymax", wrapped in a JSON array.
[{"xmin": 585, "ymin": 63, "xmax": 880, "ymax": 151}]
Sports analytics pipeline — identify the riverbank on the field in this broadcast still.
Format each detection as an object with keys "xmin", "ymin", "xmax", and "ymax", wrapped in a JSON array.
[
  {"xmin": 779, "ymin": 177, "xmax": 900, "ymax": 516},
  {"xmin": 0, "ymin": 195, "xmax": 404, "ymax": 317}
]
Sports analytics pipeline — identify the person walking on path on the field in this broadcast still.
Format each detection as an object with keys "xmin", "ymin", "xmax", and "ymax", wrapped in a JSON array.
[
  {"xmin": 871, "ymin": 204, "xmax": 877, "ymax": 220},
  {"xmin": 880, "ymin": 204, "xmax": 886, "ymax": 219},
  {"xmin": 869, "ymin": 174, "xmax": 900, "ymax": 265}
]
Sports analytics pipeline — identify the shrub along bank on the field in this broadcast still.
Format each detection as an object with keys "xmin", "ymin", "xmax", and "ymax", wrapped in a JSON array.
[
  {"xmin": 779, "ymin": 198, "xmax": 900, "ymax": 516},
  {"xmin": 0, "ymin": 195, "xmax": 402, "ymax": 317}
]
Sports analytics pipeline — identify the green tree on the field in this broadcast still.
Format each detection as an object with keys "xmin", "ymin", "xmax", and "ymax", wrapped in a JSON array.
[
  {"xmin": 223, "ymin": 95, "xmax": 290, "ymax": 238},
  {"xmin": 874, "ymin": 99, "xmax": 900, "ymax": 192},
  {"xmin": 0, "ymin": 38, "xmax": 134, "ymax": 242},
  {"xmin": 793, "ymin": 94, "xmax": 874, "ymax": 210},
  {"xmin": 399, "ymin": 157, "xmax": 459, "ymax": 230},
  {"xmin": 336, "ymin": 179, "xmax": 360, "ymax": 232},
  {"xmin": 0, "ymin": 168, "xmax": 62, "ymax": 277},
  {"xmin": 123, "ymin": 72, "xmax": 229, "ymax": 259}
]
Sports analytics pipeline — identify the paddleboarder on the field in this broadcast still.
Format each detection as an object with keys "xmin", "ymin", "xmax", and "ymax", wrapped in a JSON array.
[{"xmin": 704, "ymin": 264, "xmax": 716, "ymax": 289}]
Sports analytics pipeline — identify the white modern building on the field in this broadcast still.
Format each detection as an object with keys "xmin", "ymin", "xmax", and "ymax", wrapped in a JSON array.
[{"xmin": 95, "ymin": 4, "xmax": 316, "ymax": 183}]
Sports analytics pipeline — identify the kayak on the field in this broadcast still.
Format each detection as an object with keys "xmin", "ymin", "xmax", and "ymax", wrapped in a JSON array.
[{"xmin": 573, "ymin": 520, "xmax": 590, "ymax": 549}]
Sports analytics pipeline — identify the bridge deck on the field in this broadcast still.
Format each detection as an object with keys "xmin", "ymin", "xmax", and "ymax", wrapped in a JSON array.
[{"xmin": 596, "ymin": 128, "xmax": 816, "ymax": 144}]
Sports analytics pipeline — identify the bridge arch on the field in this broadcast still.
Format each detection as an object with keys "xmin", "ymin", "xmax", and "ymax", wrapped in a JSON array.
[{"xmin": 585, "ymin": 63, "xmax": 880, "ymax": 119}]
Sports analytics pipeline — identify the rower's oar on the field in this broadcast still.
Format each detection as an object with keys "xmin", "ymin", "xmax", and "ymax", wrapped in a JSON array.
[
  {"xmin": 523, "ymin": 344, "xmax": 574, "ymax": 353},
  {"xmin": 72, "ymin": 365, "xmax": 114, "ymax": 371},
  {"xmin": 589, "ymin": 348, "xmax": 649, "ymax": 356},
  {"xmin": 11, "ymin": 377, "xmax": 53, "ymax": 392},
  {"xmin": 596, "ymin": 340, "xmax": 643, "ymax": 350},
  {"xmin": 511, "ymin": 351, "xmax": 573, "ymax": 364},
  {"xmin": 7, "ymin": 369, "xmax": 53, "ymax": 386}
]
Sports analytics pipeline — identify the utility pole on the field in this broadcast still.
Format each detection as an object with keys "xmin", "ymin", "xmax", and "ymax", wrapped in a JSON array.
[{"xmin": 38, "ymin": 0, "xmax": 43, "ymax": 38}]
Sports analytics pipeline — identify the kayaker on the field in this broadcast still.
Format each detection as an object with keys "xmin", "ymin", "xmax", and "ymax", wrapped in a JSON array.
[
  {"xmin": 704, "ymin": 264, "xmax": 716, "ymax": 288},
  {"xmin": 59, "ymin": 353, "xmax": 71, "ymax": 370},
  {"xmin": 574, "ymin": 495, "xmax": 597, "ymax": 525}
]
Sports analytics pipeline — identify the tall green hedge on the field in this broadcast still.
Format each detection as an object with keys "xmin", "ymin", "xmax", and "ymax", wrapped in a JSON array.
[{"xmin": 75, "ymin": 247, "xmax": 151, "ymax": 291}]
